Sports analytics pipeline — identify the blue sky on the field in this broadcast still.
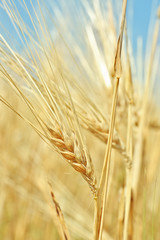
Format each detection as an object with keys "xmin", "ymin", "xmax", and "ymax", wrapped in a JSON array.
[
  {"xmin": 129, "ymin": 0, "xmax": 160, "ymax": 52},
  {"xmin": 0, "ymin": 0, "xmax": 160, "ymax": 53}
]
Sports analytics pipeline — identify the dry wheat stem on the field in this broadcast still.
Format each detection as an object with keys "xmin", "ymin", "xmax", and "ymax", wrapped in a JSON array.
[
  {"xmin": 94, "ymin": 76, "xmax": 120, "ymax": 240},
  {"xmin": 93, "ymin": 1, "xmax": 127, "ymax": 239}
]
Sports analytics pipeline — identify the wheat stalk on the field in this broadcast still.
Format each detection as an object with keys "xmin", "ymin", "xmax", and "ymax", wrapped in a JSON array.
[{"xmin": 93, "ymin": 1, "xmax": 127, "ymax": 239}]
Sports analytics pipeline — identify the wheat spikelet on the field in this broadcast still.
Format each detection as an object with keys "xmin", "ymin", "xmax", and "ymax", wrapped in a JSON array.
[{"xmin": 0, "ymin": 59, "xmax": 97, "ymax": 195}]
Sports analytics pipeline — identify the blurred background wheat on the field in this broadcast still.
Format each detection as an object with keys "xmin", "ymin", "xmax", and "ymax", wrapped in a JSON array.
[{"xmin": 0, "ymin": 0, "xmax": 160, "ymax": 239}]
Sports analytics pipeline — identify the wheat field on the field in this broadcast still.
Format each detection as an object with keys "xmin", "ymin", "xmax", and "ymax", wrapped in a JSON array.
[{"xmin": 0, "ymin": 0, "xmax": 160, "ymax": 239}]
